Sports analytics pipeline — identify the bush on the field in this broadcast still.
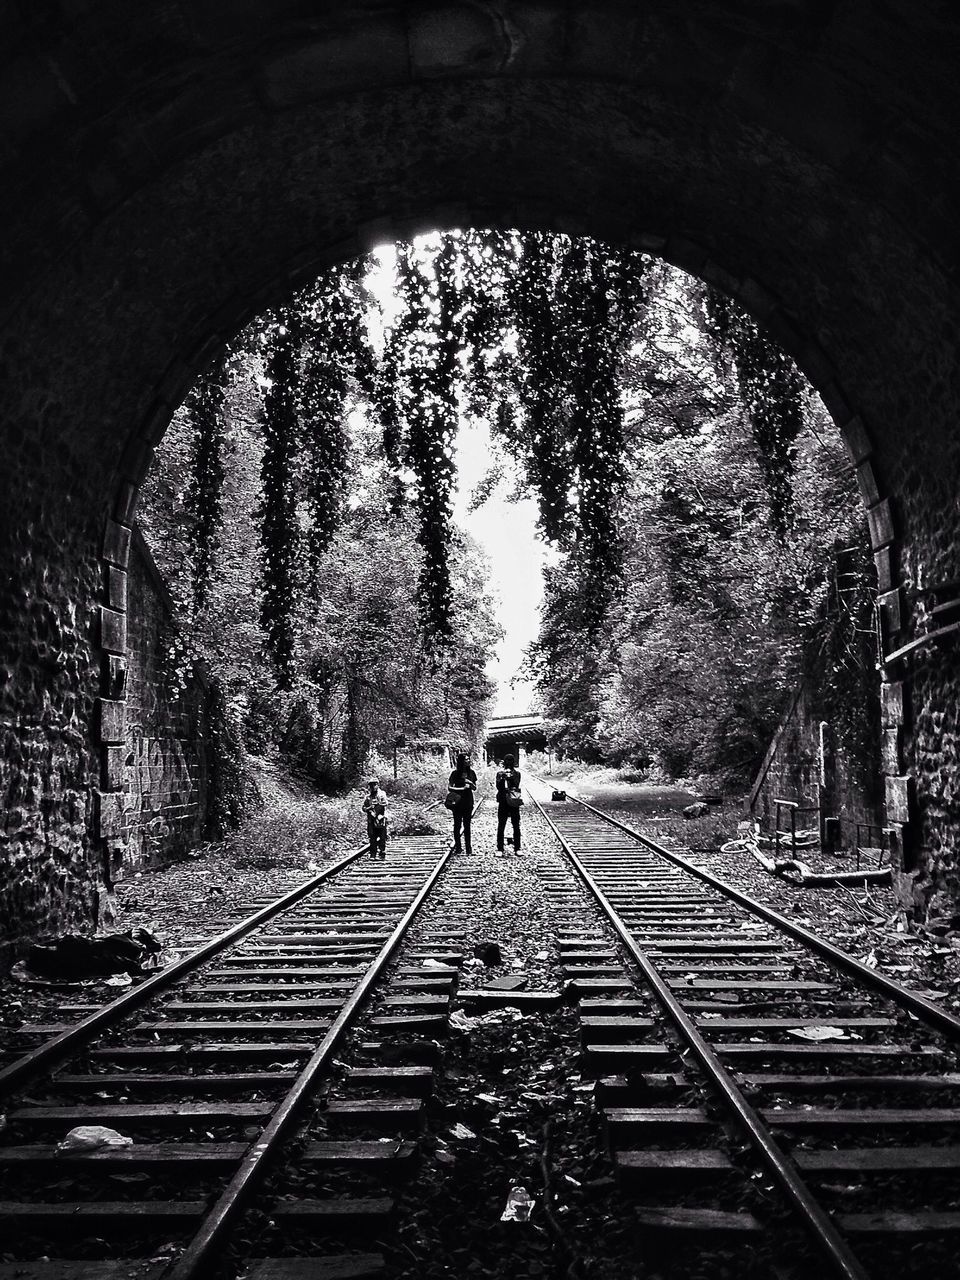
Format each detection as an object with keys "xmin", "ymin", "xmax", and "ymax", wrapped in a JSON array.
[
  {"xmin": 365, "ymin": 751, "xmax": 449, "ymax": 805},
  {"xmin": 203, "ymin": 678, "xmax": 251, "ymax": 839},
  {"xmin": 390, "ymin": 811, "xmax": 444, "ymax": 837},
  {"xmin": 616, "ymin": 766, "xmax": 650, "ymax": 784},
  {"xmin": 381, "ymin": 774, "xmax": 443, "ymax": 804},
  {"xmin": 523, "ymin": 750, "xmax": 578, "ymax": 778},
  {"xmin": 227, "ymin": 795, "xmax": 356, "ymax": 870}
]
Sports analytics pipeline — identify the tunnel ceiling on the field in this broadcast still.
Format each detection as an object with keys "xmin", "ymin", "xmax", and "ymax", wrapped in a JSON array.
[
  {"xmin": 4, "ymin": 2, "xmax": 960, "ymax": 935},
  {"xmin": 2, "ymin": 0, "xmax": 960, "ymax": 526}
]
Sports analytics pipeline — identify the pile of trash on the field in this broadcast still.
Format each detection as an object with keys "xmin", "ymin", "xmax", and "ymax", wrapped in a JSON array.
[{"xmin": 14, "ymin": 927, "xmax": 168, "ymax": 985}]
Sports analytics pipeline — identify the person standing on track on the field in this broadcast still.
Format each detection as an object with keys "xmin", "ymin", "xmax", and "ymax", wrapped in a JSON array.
[
  {"xmin": 447, "ymin": 751, "xmax": 477, "ymax": 855},
  {"xmin": 495, "ymin": 753, "xmax": 523, "ymax": 855},
  {"xmin": 362, "ymin": 776, "xmax": 388, "ymax": 859}
]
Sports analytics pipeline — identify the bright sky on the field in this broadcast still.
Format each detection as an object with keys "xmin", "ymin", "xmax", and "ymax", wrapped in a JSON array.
[
  {"xmin": 368, "ymin": 242, "xmax": 552, "ymax": 718},
  {"xmin": 451, "ymin": 416, "xmax": 553, "ymax": 716}
]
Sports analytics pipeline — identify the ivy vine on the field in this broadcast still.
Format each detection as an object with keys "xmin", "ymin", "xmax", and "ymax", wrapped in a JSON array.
[
  {"xmin": 184, "ymin": 239, "xmax": 809, "ymax": 689},
  {"xmin": 184, "ymin": 354, "xmax": 227, "ymax": 613},
  {"xmin": 259, "ymin": 310, "xmax": 302, "ymax": 685},
  {"xmin": 703, "ymin": 287, "xmax": 804, "ymax": 538}
]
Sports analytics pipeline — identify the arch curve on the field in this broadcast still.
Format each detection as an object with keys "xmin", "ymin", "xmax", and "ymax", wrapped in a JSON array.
[{"xmin": 3, "ymin": 3, "xmax": 960, "ymax": 939}]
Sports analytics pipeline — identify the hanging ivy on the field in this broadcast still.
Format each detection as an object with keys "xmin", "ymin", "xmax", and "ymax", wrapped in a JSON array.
[
  {"xmin": 259, "ymin": 310, "xmax": 302, "ymax": 686},
  {"xmin": 296, "ymin": 264, "xmax": 372, "ymax": 565},
  {"xmin": 202, "ymin": 676, "xmax": 248, "ymax": 837},
  {"xmin": 256, "ymin": 264, "xmax": 377, "ymax": 682},
  {"xmin": 365, "ymin": 230, "xmax": 649, "ymax": 636},
  {"xmin": 399, "ymin": 238, "xmax": 461, "ymax": 638},
  {"xmin": 184, "ymin": 353, "xmax": 227, "ymax": 613},
  {"xmin": 493, "ymin": 234, "xmax": 647, "ymax": 625},
  {"xmin": 214, "ymin": 236, "xmax": 723, "ymax": 673},
  {"xmin": 703, "ymin": 287, "xmax": 804, "ymax": 538}
]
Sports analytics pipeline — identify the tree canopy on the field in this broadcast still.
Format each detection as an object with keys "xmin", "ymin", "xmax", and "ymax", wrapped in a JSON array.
[{"xmin": 139, "ymin": 230, "xmax": 875, "ymax": 792}]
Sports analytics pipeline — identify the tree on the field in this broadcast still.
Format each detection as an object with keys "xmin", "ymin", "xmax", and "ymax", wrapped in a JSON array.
[{"xmin": 526, "ymin": 267, "xmax": 874, "ymax": 784}]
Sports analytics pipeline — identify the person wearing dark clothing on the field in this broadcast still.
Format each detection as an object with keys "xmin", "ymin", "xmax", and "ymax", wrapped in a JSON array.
[
  {"xmin": 361, "ymin": 777, "xmax": 388, "ymax": 859},
  {"xmin": 496, "ymin": 754, "xmax": 522, "ymax": 854},
  {"xmin": 448, "ymin": 752, "xmax": 477, "ymax": 855}
]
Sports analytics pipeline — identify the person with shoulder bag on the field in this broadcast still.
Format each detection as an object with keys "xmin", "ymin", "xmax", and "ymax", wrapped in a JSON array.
[
  {"xmin": 361, "ymin": 777, "xmax": 389, "ymax": 860},
  {"xmin": 495, "ymin": 753, "xmax": 523, "ymax": 855},
  {"xmin": 446, "ymin": 752, "xmax": 477, "ymax": 854}
]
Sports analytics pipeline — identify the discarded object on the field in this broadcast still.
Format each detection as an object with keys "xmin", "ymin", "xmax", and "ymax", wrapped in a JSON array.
[
  {"xmin": 56, "ymin": 1125, "xmax": 133, "ymax": 1153},
  {"xmin": 474, "ymin": 941, "xmax": 503, "ymax": 966},
  {"xmin": 724, "ymin": 837, "xmax": 892, "ymax": 888},
  {"xmin": 500, "ymin": 1185, "xmax": 536, "ymax": 1223},
  {"xmin": 551, "ymin": 790, "xmax": 567, "ymax": 801},
  {"xmin": 683, "ymin": 802, "xmax": 709, "ymax": 819},
  {"xmin": 450, "ymin": 1006, "xmax": 524, "ymax": 1034},
  {"xmin": 103, "ymin": 972, "xmax": 134, "ymax": 988},
  {"xmin": 477, "ymin": 1007, "xmax": 524, "ymax": 1026},
  {"xmin": 421, "ymin": 958, "xmax": 448, "ymax": 969},
  {"xmin": 787, "ymin": 1024, "xmax": 849, "ymax": 1041},
  {"xmin": 24, "ymin": 928, "xmax": 165, "ymax": 981},
  {"xmin": 484, "ymin": 975, "xmax": 528, "ymax": 992},
  {"xmin": 449, "ymin": 1009, "xmax": 479, "ymax": 1033},
  {"xmin": 449, "ymin": 1123, "xmax": 476, "ymax": 1141}
]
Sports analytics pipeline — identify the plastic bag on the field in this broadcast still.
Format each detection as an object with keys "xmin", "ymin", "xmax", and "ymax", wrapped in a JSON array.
[
  {"xmin": 56, "ymin": 1125, "xmax": 133, "ymax": 1153},
  {"xmin": 500, "ymin": 1185, "xmax": 535, "ymax": 1222}
]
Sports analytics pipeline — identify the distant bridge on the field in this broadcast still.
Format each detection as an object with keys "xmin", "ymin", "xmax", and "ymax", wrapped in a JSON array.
[{"xmin": 484, "ymin": 713, "xmax": 547, "ymax": 762}]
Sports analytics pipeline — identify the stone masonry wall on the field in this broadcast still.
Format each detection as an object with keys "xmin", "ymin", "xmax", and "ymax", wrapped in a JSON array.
[
  {"xmin": 3, "ymin": 3, "xmax": 960, "ymax": 932},
  {"xmin": 0, "ymin": 504, "xmax": 102, "ymax": 955},
  {"xmin": 750, "ymin": 683, "xmax": 884, "ymax": 853},
  {"xmin": 122, "ymin": 530, "xmax": 208, "ymax": 874}
]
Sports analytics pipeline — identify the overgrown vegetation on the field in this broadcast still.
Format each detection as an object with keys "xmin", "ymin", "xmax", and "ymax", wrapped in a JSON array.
[
  {"xmin": 140, "ymin": 231, "xmax": 876, "ymax": 818},
  {"xmin": 525, "ymin": 263, "xmax": 876, "ymax": 785}
]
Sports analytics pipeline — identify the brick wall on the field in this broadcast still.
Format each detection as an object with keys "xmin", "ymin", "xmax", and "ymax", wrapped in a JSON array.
[{"xmin": 121, "ymin": 530, "xmax": 208, "ymax": 874}]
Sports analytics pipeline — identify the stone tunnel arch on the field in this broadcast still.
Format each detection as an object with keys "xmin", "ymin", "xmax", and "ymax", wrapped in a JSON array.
[{"xmin": 3, "ymin": 3, "xmax": 960, "ymax": 943}]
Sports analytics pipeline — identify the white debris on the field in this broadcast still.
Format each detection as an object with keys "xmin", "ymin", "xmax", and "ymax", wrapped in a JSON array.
[{"xmin": 56, "ymin": 1125, "xmax": 133, "ymax": 1153}]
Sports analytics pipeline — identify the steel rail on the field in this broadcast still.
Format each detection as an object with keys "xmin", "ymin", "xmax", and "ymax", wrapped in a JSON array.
[
  {"xmin": 0, "ymin": 842, "xmax": 368, "ymax": 1099},
  {"xmin": 567, "ymin": 792, "xmax": 960, "ymax": 1043},
  {"xmin": 162, "ymin": 816, "xmax": 468, "ymax": 1280},
  {"xmin": 530, "ymin": 791, "xmax": 871, "ymax": 1280}
]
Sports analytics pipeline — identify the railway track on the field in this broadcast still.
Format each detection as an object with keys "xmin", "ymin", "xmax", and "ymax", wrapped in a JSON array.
[
  {"xmin": 0, "ymin": 825, "xmax": 469, "ymax": 1280},
  {"xmin": 529, "ymin": 779, "xmax": 960, "ymax": 1280},
  {"xmin": 4, "ymin": 781, "xmax": 960, "ymax": 1280}
]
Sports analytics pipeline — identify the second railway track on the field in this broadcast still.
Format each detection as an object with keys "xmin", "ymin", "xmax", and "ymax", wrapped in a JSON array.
[{"xmin": 529, "ymin": 778, "xmax": 960, "ymax": 1280}]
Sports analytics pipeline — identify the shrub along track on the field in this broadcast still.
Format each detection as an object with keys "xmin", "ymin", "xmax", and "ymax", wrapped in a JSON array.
[
  {"xmin": 0, "ymin": 821, "xmax": 470, "ymax": 1280},
  {"xmin": 527, "ymin": 777, "xmax": 960, "ymax": 1280}
]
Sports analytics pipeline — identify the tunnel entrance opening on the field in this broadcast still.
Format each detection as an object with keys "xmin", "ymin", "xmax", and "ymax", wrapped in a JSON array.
[
  {"xmin": 3, "ymin": 5, "xmax": 960, "ymax": 949},
  {"xmin": 125, "ymin": 229, "xmax": 881, "ymax": 941}
]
